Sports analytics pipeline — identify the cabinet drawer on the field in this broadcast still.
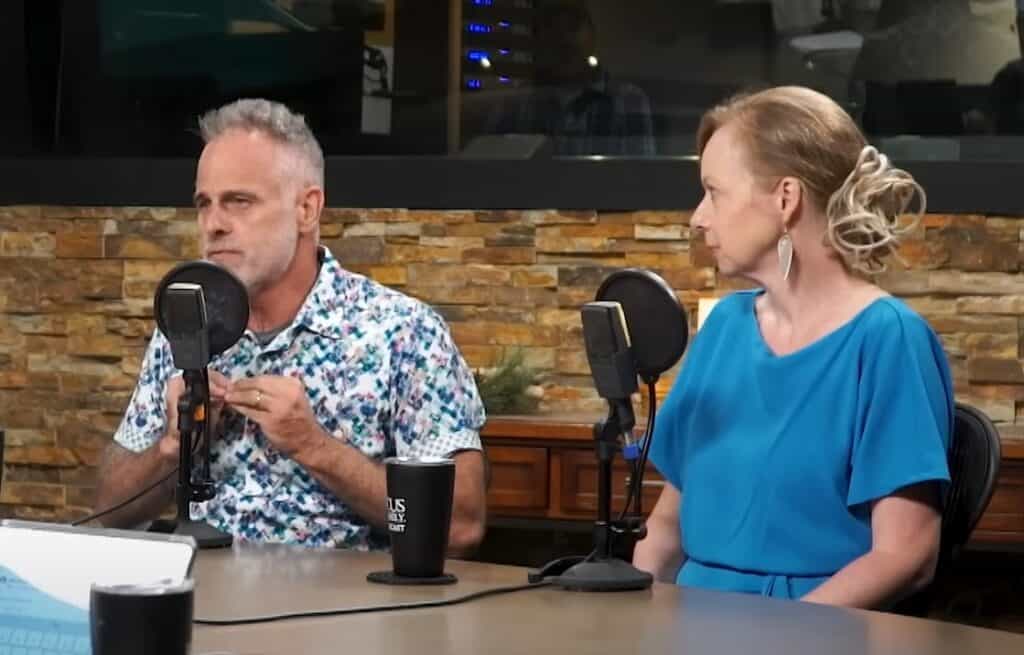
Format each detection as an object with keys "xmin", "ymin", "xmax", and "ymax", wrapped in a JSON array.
[
  {"xmin": 557, "ymin": 448, "xmax": 663, "ymax": 517},
  {"xmin": 486, "ymin": 446, "xmax": 549, "ymax": 511},
  {"xmin": 973, "ymin": 461, "xmax": 1024, "ymax": 543}
]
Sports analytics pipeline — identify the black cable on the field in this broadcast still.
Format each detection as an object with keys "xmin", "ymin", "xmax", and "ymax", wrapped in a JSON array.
[
  {"xmin": 633, "ymin": 381, "xmax": 658, "ymax": 516},
  {"xmin": 618, "ymin": 381, "xmax": 657, "ymax": 521},
  {"xmin": 194, "ymin": 580, "xmax": 552, "ymax": 626},
  {"xmin": 70, "ymin": 465, "xmax": 178, "ymax": 527},
  {"xmin": 71, "ymin": 419, "xmax": 208, "ymax": 527}
]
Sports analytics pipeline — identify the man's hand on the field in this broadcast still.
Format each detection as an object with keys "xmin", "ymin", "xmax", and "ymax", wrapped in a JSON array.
[
  {"xmin": 225, "ymin": 375, "xmax": 328, "ymax": 456},
  {"xmin": 157, "ymin": 371, "xmax": 231, "ymax": 461}
]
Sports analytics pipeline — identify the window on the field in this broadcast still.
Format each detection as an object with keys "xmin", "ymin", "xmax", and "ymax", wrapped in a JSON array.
[{"xmin": 4, "ymin": 0, "xmax": 1024, "ymax": 162}]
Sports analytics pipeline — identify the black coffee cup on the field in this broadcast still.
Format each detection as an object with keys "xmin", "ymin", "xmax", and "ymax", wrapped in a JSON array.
[
  {"xmin": 385, "ymin": 456, "xmax": 456, "ymax": 579},
  {"xmin": 90, "ymin": 579, "xmax": 193, "ymax": 655}
]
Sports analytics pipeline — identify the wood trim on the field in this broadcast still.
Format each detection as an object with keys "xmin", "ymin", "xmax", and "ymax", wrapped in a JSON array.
[
  {"xmin": 1001, "ymin": 440, "xmax": 1024, "ymax": 460},
  {"xmin": 481, "ymin": 415, "xmax": 646, "ymax": 443},
  {"xmin": 482, "ymin": 416, "xmax": 599, "ymax": 441},
  {"xmin": 446, "ymin": 0, "xmax": 462, "ymax": 154}
]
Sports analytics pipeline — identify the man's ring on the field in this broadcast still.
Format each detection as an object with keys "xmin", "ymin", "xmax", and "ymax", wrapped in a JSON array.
[{"xmin": 255, "ymin": 390, "xmax": 262, "ymax": 409}]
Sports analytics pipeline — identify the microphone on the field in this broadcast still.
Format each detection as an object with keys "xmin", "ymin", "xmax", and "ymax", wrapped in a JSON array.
[
  {"xmin": 536, "ymin": 268, "xmax": 688, "ymax": 592},
  {"xmin": 160, "ymin": 283, "xmax": 210, "ymax": 371},
  {"xmin": 150, "ymin": 261, "xmax": 249, "ymax": 549},
  {"xmin": 581, "ymin": 301, "xmax": 637, "ymax": 444}
]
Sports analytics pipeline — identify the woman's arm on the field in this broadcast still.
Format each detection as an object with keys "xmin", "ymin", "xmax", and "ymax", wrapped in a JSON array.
[
  {"xmin": 801, "ymin": 481, "xmax": 942, "ymax": 609},
  {"xmin": 632, "ymin": 483, "xmax": 686, "ymax": 583}
]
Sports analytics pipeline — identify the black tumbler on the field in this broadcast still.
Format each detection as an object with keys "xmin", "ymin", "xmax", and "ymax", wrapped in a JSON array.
[
  {"xmin": 90, "ymin": 579, "xmax": 194, "ymax": 655},
  {"xmin": 385, "ymin": 456, "xmax": 456, "ymax": 578}
]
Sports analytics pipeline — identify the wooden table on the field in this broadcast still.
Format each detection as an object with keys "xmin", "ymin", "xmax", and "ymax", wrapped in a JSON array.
[{"xmin": 191, "ymin": 544, "xmax": 1024, "ymax": 655}]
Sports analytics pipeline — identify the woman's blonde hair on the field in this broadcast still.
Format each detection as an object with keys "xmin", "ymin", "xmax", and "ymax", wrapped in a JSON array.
[{"xmin": 696, "ymin": 86, "xmax": 925, "ymax": 275}]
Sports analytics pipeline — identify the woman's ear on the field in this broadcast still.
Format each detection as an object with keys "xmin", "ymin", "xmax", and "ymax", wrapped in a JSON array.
[
  {"xmin": 296, "ymin": 185, "xmax": 325, "ymax": 235},
  {"xmin": 777, "ymin": 177, "xmax": 803, "ymax": 229}
]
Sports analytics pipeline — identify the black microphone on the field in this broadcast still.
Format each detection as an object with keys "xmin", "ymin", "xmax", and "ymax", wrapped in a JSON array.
[
  {"xmin": 150, "ymin": 260, "xmax": 249, "ymax": 550},
  {"xmin": 536, "ymin": 268, "xmax": 687, "ymax": 592},
  {"xmin": 160, "ymin": 283, "xmax": 210, "ymax": 371},
  {"xmin": 581, "ymin": 301, "xmax": 638, "ymax": 438}
]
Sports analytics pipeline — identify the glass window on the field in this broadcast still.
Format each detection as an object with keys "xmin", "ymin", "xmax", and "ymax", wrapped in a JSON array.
[{"xmin": 4, "ymin": 0, "xmax": 1024, "ymax": 161}]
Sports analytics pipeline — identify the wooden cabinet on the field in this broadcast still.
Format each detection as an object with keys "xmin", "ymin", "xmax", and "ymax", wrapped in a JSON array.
[
  {"xmin": 482, "ymin": 416, "xmax": 1024, "ymax": 547},
  {"xmin": 973, "ymin": 450, "xmax": 1024, "ymax": 544},
  {"xmin": 557, "ymin": 448, "xmax": 663, "ymax": 517},
  {"xmin": 486, "ymin": 446, "xmax": 549, "ymax": 513},
  {"xmin": 481, "ymin": 415, "xmax": 664, "ymax": 523}
]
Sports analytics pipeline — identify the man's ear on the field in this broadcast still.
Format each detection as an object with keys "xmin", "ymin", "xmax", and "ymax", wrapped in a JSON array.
[{"xmin": 296, "ymin": 185, "xmax": 324, "ymax": 235}]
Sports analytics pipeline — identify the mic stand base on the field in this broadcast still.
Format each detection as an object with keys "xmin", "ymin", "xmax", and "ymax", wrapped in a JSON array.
[
  {"xmin": 530, "ymin": 411, "xmax": 652, "ymax": 591},
  {"xmin": 552, "ymin": 558, "xmax": 653, "ymax": 592},
  {"xmin": 150, "ymin": 518, "xmax": 233, "ymax": 549}
]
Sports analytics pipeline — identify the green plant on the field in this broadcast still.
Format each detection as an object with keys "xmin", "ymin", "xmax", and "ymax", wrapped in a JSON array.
[{"xmin": 474, "ymin": 349, "xmax": 542, "ymax": 415}]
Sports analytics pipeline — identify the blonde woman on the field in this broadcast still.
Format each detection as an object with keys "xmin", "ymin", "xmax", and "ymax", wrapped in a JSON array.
[{"xmin": 633, "ymin": 86, "xmax": 953, "ymax": 609}]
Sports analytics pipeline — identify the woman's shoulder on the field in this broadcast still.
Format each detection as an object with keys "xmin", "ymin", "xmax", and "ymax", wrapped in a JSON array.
[
  {"xmin": 852, "ymin": 296, "xmax": 948, "ymax": 372},
  {"xmin": 857, "ymin": 295, "xmax": 936, "ymax": 340}
]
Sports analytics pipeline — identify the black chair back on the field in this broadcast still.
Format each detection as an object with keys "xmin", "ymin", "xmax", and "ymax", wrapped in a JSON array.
[
  {"xmin": 891, "ymin": 402, "xmax": 1001, "ymax": 616},
  {"xmin": 939, "ymin": 403, "xmax": 1002, "ymax": 564}
]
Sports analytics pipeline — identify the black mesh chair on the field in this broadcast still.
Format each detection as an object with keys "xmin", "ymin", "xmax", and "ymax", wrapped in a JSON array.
[
  {"xmin": 892, "ymin": 402, "xmax": 1002, "ymax": 616},
  {"xmin": 941, "ymin": 403, "xmax": 1002, "ymax": 563}
]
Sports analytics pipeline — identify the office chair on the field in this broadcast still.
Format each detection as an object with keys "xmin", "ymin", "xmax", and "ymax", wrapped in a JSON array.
[{"xmin": 891, "ymin": 402, "xmax": 1002, "ymax": 616}]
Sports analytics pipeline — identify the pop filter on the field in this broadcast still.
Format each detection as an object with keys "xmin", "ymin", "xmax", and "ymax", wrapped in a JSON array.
[
  {"xmin": 153, "ymin": 261, "xmax": 249, "ymax": 361},
  {"xmin": 595, "ymin": 269, "xmax": 687, "ymax": 382}
]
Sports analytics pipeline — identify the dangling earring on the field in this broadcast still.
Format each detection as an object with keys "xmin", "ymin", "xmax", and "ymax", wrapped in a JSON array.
[{"xmin": 777, "ymin": 231, "xmax": 794, "ymax": 281}]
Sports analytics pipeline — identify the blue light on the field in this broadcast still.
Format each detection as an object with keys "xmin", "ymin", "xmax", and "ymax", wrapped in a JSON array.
[
  {"xmin": 498, "ymin": 48, "xmax": 510, "ymax": 55},
  {"xmin": 498, "ymin": 20, "xmax": 511, "ymax": 28},
  {"xmin": 467, "ymin": 50, "xmax": 489, "ymax": 61},
  {"xmin": 466, "ymin": 79, "xmax": 483, "ymax": 89},
  {"xmin": 466, "ymin": 22, "xmax": 491, "ymax": 33},
  {"xmin": 499, "ymin": 76, "xmax": 510, "ymax": 84},
  {"xmin": 472, "ymin": 0, "xmax": 494, "ymax": 5}
]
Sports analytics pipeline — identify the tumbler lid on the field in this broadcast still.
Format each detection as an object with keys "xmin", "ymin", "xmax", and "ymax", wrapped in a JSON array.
[
  {"xmin": 383, "ymin": 455, "xmax": 454, "ymax": 467},
  {"xmin": 91, "ymin": 578, "xmax": 194, "ymax": 596}
]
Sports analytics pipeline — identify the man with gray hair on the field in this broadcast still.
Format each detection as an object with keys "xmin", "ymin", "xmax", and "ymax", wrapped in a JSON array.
[{"xmin": 94, "ymin": 98, "xmax": 488, "ymax": 553}]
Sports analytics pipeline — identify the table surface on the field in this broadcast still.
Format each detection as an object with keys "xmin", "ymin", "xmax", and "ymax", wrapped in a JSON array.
[{"xmin": 191, "ymin": 544, "xmax": 1024, "ymax": 655}]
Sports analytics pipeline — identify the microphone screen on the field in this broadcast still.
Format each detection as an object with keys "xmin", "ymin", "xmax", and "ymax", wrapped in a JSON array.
[
  {"xmin": 163, "ymin": 283, "xmax": 207, "ymax": 335},
  {"xmin": 582, "ymin": 302, "xmax": 638, "ymax": 402},
  {"xmin": 154, "ymin": 261, "xmax": 249, "ymax": 367},
  {"xmin": 160, "ymin": 283, "xmax": 210, "ymax": 371}
]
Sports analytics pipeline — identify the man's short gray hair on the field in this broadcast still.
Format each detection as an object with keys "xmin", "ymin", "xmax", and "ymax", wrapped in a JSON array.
[{"xmin": 198, "ymin": 98, "xmax": 325, "ymax": 188}]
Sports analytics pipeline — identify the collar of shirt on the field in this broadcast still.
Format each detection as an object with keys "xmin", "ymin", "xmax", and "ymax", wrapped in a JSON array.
[{"xmin": 280, "ymin": 245, "xmax": 351, "ymax": 342}]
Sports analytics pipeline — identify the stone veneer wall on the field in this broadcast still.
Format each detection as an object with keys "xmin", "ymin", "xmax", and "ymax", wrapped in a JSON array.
[{"xmin": 1, "ymin": 206, "xmax": 1023, "ymax": 520}]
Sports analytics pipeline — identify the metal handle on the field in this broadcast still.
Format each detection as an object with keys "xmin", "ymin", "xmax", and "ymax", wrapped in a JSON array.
[{"xmin": 624, "ymin": 476, "xmax": 666, "ymax": 491}]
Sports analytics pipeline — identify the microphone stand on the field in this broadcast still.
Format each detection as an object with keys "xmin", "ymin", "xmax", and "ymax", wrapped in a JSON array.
[
  {"xmin": 150, "ymin": 368, "xmax": 233, "ymax": 549},
  {"xmin": 530, "ymin": 401, "xmax": 653, "ymax": 591}
]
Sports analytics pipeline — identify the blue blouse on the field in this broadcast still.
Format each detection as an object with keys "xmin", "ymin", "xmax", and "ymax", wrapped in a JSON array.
[{"xmin": 648, "ymin": 290, "xmax": 953, "ymax": 599}]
